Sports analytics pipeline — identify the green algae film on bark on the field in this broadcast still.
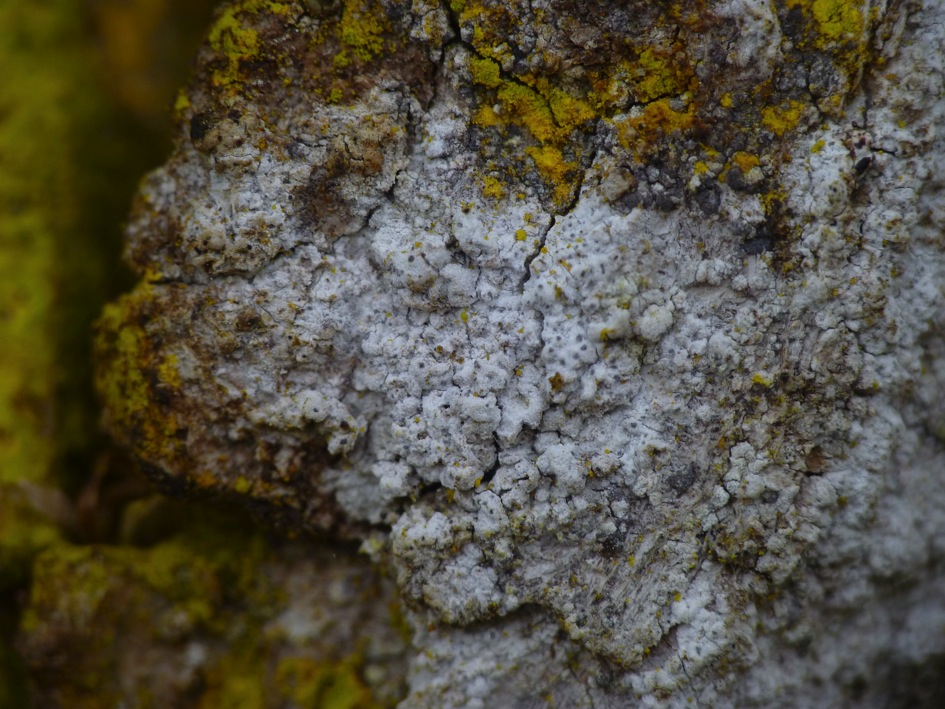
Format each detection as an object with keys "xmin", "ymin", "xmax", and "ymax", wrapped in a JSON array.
[
  {"xmin": 0, "ymin": 0, "xmax": 256, "ymax": 704},
  {"xmin": 0, "ymin": 1, "xmax": 105, "ymax": 702},
  {"xmin": 16, "ymin": 516, "xmax": 409, "ymax": 708}
]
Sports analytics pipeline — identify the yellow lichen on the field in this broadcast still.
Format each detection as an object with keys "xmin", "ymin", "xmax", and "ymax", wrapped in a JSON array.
[
  {"xmin": 276, "ymin": 656, "xmax": 377, "ymax": 709},
  {"xmin": 208, "ymin": 9, "xmax": 259, "ymax": 58},
  {"xmin": 466, "ymin": 52, "xmax": 599, "ymax": 204},
  {"xmin": 788, "ymin": 0, "xmax": 865, "ymax": 44},
  {"xmin": 205, "ymin": 1, "xmax": 300, "ymax": 91},
  {"xmin": 206, "ymin": 3, "xmax": 261, "ymax": 90},
  {"xmin": 812, "ymin": 0, "xmax": 864, "ymax": 42},
  {"xmin": 540, "ymin": 82, "xmax": 596, "ymax": 134},
  {"xmin": 482, "ymin": 175, "xmax": 506, "ymax": 200},
  {"xmin": 173, "ymin": 90, "xmax": 191, "ymax": 115},
  {"xmin": 94, "ymin": 287, "xmax": 184, "ymax": 465},
  {"xmin": 786, "ymin": 0, "xmax": 869, "ymax": 104},
  {"xmin": 634, "ymin": 48, "xmax": 689, "ymax": 102},
  {"xmin": 472, "ymin": 102, "xmax": 503, "ymax": 128},
  {"xmin": 752, "ymin": 373, "xmax": 773, "ymax": 388},
  {"xmin": 469, "ymin": 54, "xmax": 503, "ymax": 89},
  {"xmin": 494, "ymin": 82, "xmax": 559, "ymax": 143},
  {"xmin": 616, "ymin": 99, "xmax": 696, "ymax": 149},
  {"xmin": 731, "ymin": 151, "xmax": 761, "ymax": 172},
  {"xmin": 460, "ymin": 1, "xmax": 520, "ymax": 65},
  {"xmin": 461, "ymin": 11, "xmax": 705, "ymax": 207},
  {"xmin": 760, "ymin": 100, "xmax": 807, "ymax": 136},
  {"xmin": 526, "ymin": 145, "xmax": 577, "ymax": 206},
  {"xmin": 333, "ymin": 50, "xmax": 353, "ymax": 69}
]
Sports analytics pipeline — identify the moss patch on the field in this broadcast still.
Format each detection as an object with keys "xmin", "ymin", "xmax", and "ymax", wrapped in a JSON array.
[
  {"xmin": 17, "ymin": 517, "xmax": 407, "ymax": 708},
  {"xmin": 339, "ymin": 0, "xmax": 389, "ymax": 61}
]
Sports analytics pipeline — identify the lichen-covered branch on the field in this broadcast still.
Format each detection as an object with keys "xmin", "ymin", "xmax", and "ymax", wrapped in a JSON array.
[{"xmin": 95, "ymin": 0, "xmax": 945, "ymax": 706}]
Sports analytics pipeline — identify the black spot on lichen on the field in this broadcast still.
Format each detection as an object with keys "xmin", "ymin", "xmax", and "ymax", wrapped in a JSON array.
[
  {"xmin": 667, "ymin": 464, "xmax": 698, "ymax": 494},
  {"xmin": 190, "ymin": 112, "xmax": 212, "ymax": 142},
  {"xmin": 760, "ymin": 489, "xmax": 779, "ymax": 504},
  {"xmin": 741, "ymin": 236, "xmax": 773, "ymax": 256},
  {"xmin": 599, "ymin": 531, "xmax": 626, "ymax": 559}
]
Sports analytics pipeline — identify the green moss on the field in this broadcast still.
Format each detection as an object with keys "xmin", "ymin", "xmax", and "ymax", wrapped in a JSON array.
[
  {"xmin": 276, "ymin": 655, "xmax": 378, "ymax": 708},
  {"xmin": 17, "ymin": 514, "xmax": 406, "ymax": 707},
  {"xmin": 338, "ymin": 0, "xmax": 389, "ymax": 62},
  {"xmin": 634, "ymin": 48, "xmax": 690, "ymax": 102},
  {"xmin": 197, "ymin": 652, "xmax": 268, "ymax": 709},
  {"xmin": 0, "ymin": 0, "xmax": 152, "ymax": 691},
  {"xmin": 0, "ymin": 487, "xmax": 63, "ymax": 592},
  {"xmin": 0, "ymin": 1, "xmax": 78, "ymax": 488},
  {"xmin": 0, "ymin": 617, "xmax": 29, "ymax": 709},
  {"xmin": 19, "ymin": 526, "xmax": 270, "ymax": 696}
]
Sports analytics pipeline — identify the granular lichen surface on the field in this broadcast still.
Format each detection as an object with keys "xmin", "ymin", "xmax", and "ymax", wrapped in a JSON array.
[{"xmin": 96, "ymin": 0, "xmax": 945, "ymax": 706}]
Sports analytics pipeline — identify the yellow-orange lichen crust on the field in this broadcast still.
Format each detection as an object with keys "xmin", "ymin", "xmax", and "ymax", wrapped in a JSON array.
[{"xmin": 453, "ymin": 0, "xmax": 880, "ymax": 222}]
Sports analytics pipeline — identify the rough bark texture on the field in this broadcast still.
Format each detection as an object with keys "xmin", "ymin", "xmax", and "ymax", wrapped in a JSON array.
[{"xmin": 94, "ymin": 0, "xmax": 945, "ymax": 706}]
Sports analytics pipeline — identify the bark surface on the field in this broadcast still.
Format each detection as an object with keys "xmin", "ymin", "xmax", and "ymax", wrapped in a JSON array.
[{"xmin": 95, "ymin": 1, "xmax": 945, "ymax": 706}]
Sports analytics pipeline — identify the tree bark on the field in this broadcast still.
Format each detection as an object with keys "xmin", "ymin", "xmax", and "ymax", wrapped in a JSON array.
[{"xmin": 86, "ymin": 0, "xmax": 945, "ymax": 706}]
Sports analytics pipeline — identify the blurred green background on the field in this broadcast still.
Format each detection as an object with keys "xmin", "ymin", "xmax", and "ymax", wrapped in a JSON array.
[{"xmin": 0, "ymin": 0, "xmax": 220, "ymax": 702}]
